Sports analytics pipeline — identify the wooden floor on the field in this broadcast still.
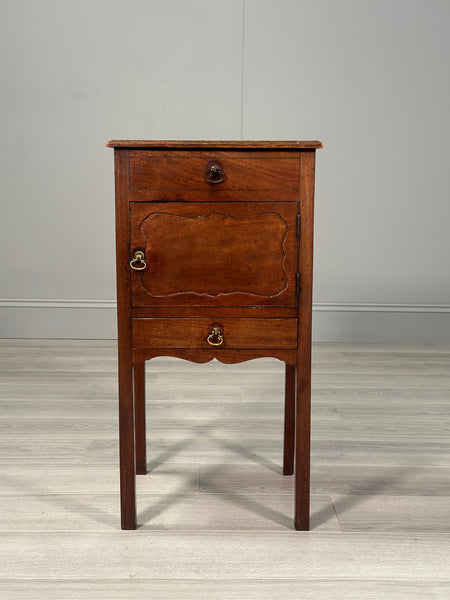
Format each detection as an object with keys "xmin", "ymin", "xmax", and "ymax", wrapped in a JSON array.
[{"xmin": 0, "ymin": 340, "xmax": 449, "ymax": 599}]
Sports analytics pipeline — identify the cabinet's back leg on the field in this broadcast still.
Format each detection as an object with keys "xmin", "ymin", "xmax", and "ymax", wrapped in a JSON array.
[
  {"xmin": 133, "ymin": 362, "xmax": 147, "ymax": 475},
  {"xmin": 283, "ymin": 364, "xmax": 296, "ymax": 475}
]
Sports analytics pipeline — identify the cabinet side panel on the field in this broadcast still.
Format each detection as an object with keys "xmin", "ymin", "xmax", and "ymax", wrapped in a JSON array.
[
  {"xmin": 298, "ymin": 150, "xmax": 316, "ymax": 338},
  {"xmin": 115, "ymin": 149, "xmax": 132, "ymax": 338}
]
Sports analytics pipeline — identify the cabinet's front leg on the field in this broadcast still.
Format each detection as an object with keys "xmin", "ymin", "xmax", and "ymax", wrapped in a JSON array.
[
  {"xmin": 283, "ymin": 364, "xmax": 296, "ymax": 475},
  {"xmin": 133, "ymin": 362, "xmax": 147, "ymax": 475},
  {"xmin": 118, "ymin": 358, "xmax": 137, "ymax": 530},
  {"xmin": 294, "ymin": 360, "xmax": 311, "ymax": 531}
]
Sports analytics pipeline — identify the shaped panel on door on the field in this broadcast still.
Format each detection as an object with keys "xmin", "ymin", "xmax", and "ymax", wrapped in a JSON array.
[{"xmin": 130, "ymin": 202, "xmax": 298, "ymax": 307}]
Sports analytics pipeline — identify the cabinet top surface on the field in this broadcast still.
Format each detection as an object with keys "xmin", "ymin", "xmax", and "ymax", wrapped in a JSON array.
[{"xmin": 106, "ymin": 140, "xmax": 323, "ymax": 149}]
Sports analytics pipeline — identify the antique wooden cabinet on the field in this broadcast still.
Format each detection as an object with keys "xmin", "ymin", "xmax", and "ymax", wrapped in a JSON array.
[{"xmin": 106, "ymin": 140, "xmax": 322, "ymax": 530}]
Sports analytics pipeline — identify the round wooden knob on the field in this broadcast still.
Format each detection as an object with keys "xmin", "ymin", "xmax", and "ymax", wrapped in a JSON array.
[{"xmin": 206, "ymin": 161, "xmax": 226, "ymax": 184}]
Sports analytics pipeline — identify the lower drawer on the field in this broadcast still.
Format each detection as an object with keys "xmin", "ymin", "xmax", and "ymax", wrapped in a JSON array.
[{"xmin": 132, "ymin": 318, "xmax": 297, "ymax": 349}]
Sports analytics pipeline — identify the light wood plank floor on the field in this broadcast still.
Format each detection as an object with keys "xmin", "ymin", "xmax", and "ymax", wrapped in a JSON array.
[{"xmin": 0, "ymin": 340, "xmax": 449, "ymax": 599}]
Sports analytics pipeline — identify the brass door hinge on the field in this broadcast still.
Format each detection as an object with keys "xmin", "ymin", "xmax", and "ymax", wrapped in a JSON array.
[{"xmin": 296, "ymin": 213, "xmax": 301, "ymax": 238}]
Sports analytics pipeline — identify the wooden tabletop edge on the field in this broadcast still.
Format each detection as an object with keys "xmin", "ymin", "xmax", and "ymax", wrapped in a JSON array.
[{"xmin": 105, "ymin": 140, "xmax": 323, "ymax": 149}]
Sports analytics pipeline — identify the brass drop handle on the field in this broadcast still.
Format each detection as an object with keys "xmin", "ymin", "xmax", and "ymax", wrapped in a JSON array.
[
  {"xmin": 206, "ymin": 161, "xmax": 226, "ymax": 184},
  {"xmin": 130, "ymin": 250, "xmax": 147, "ymax": 271},
  {"xmin": 207, "ymin": 326, "xmax": 224, "ymax": 347}
]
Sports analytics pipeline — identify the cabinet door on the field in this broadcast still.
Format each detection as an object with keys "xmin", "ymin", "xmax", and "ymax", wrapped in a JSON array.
[{"xmin": 130, "ymin": 202, "xmax": 298, "ymax": 307}]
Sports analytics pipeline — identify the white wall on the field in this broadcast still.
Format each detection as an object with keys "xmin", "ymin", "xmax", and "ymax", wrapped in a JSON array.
[{"xmin": 1, "ymin": 0, "xmax": 449, "ymax": 341}]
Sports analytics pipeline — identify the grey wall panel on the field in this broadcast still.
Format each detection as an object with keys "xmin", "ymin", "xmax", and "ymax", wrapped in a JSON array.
[
  {"xmin": 242, "ymin": 0, "xmax": 450, "ymax": 307},
  {"xmin": 0, "ymin": 0, "xmax": 243, "ymax": 300}
]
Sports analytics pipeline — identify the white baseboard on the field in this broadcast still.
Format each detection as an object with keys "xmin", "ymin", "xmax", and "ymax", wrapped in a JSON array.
[
  {"xmin": 312, "ymin": 304, "xmax": 450, "ymax": 343},
  {"xmin": 313, "ymin": 302, "xmax": 450, "ymax": 313},
  {"xmin": 0, "ymin": 299, "xmax": 449, "ymax": 342},
  {"xmin": 0, "ymin": 299, "xmax": 117, "ymax": 339}
]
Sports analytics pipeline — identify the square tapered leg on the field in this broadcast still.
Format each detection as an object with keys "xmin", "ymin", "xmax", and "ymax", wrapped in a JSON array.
[
  {"xmin": 294, "ymin": 361, "xmax": 311, "ymax": 531},
  {"xmin": 118, "ymin": 360, "xmax": 136, "ymax": 530},
  {"xmin": 133, "ymin": 362, "xmax": 147, "ymax": 475},
  {"xmin": 283, "ymin": 364, "xmax": 296, "ymax": 475}
]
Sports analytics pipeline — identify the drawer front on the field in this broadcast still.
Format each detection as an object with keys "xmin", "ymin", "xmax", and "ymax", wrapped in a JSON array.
[
  {"xmin": 132, "ymin": 318, "xmax": 298, "ymax": 350},
  {"xmin": 130, "ymin": 202, "xmax": 298, "ymax": 307},
  {"xmin": 128, "ymin": 151, "xmax": 299, "ymax": 193}
]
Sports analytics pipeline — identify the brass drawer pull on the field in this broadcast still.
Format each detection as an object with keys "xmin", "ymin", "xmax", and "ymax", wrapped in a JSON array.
[
  {"xmin": 207, "ymin": 326, "xmax": 224, "ymax": 346},
  {"xmin": 205, "ymin": 161, "xmax": 226, "ymax": 184},
  {"xmin": 130, "ymin": 250, "xmax": 147, "ymax": 271}
]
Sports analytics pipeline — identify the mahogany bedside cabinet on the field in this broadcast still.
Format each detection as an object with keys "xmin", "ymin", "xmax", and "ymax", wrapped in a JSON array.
[{"xmin": 106, "ymin": 140, "xmax": 322, "ymax": 530}]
